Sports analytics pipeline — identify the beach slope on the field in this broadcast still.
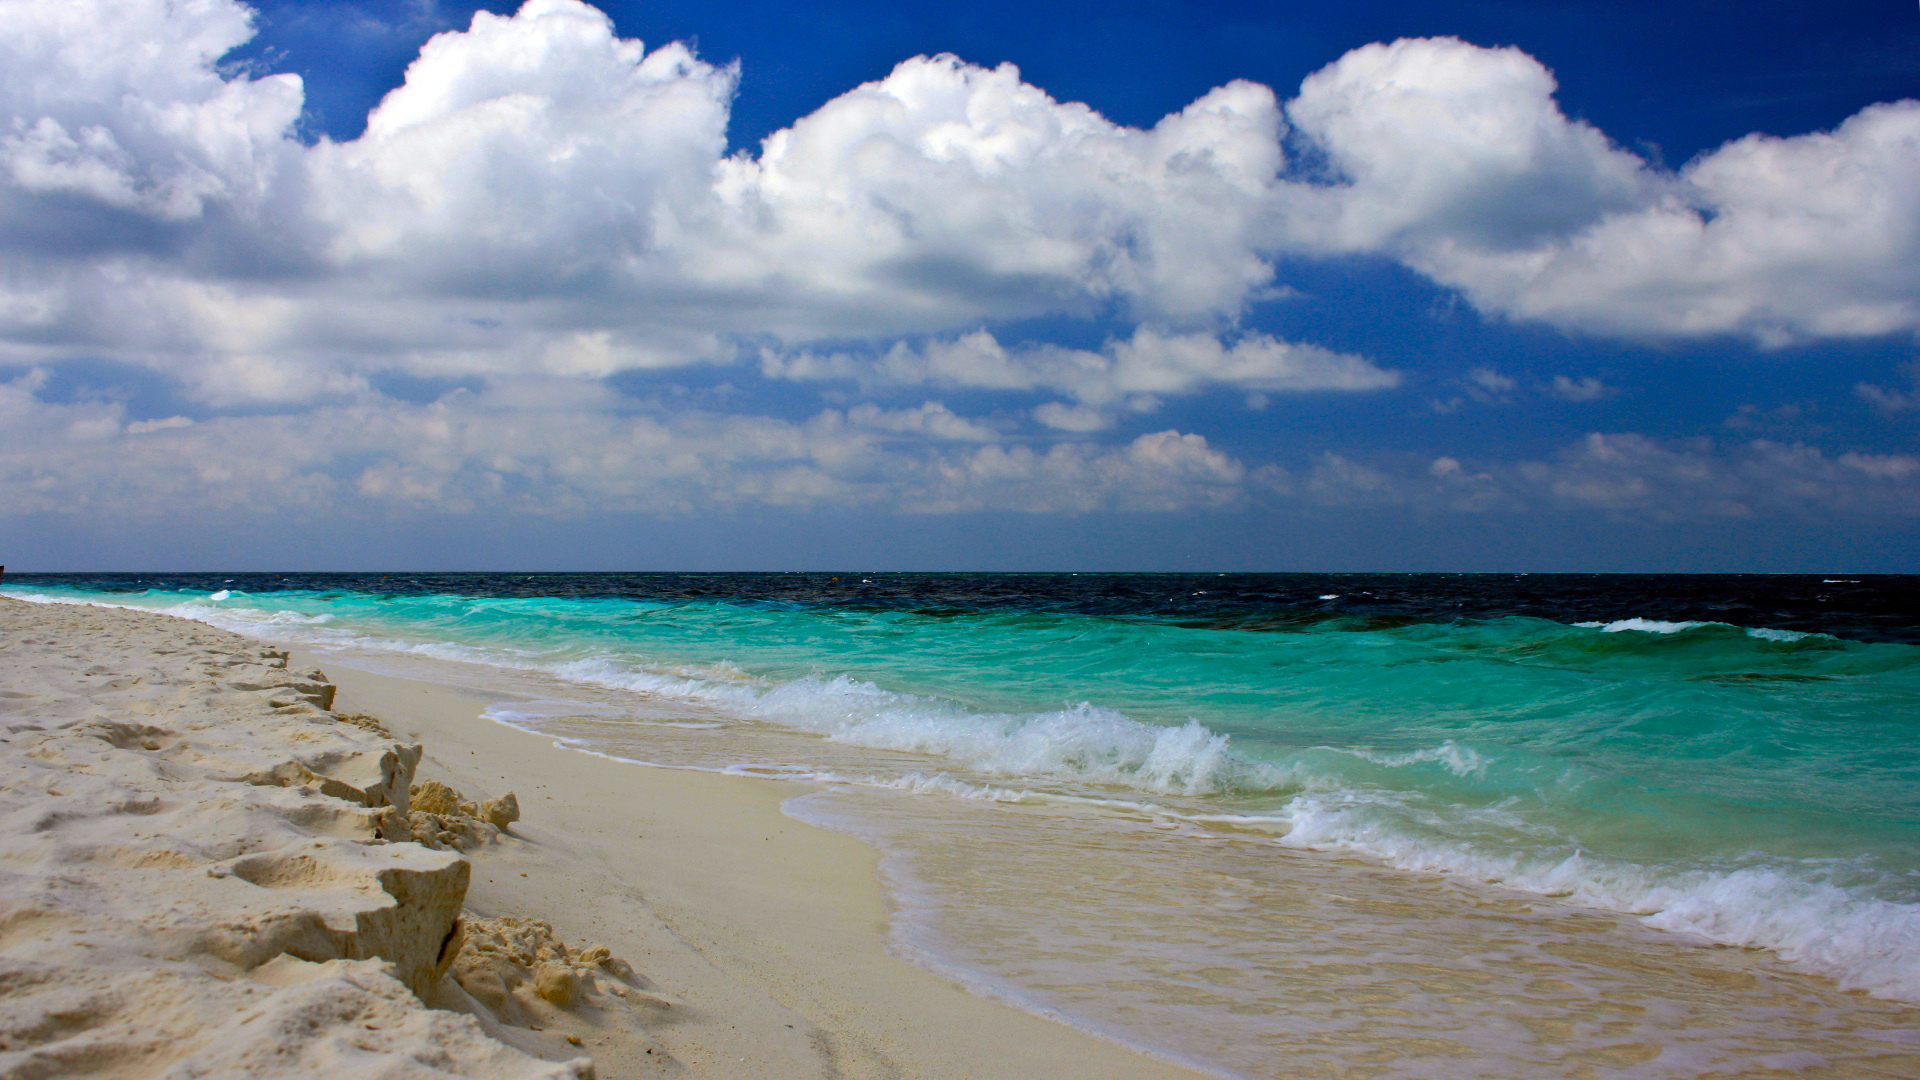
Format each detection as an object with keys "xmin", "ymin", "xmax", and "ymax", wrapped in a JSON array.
[
  {"xmin": 300, "ymin": 648, "xmax": 1214, "ymax": 1080},
  {"xmin": 0, "ymin": 596, "xmax": 1204, "ymax": 1080}
]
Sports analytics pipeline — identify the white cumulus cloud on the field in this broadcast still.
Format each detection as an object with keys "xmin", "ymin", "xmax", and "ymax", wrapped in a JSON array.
[
  {"xmin": 0, "ymin": 0, "xmax": 303, "ymax": 224},
  {"xmin": 705, "ymin": 54, "xmax": 1285, "ymax": 332},
  {"xmin": 1280, "ymin": 36, "xmax": 1920, "ymax": 344},
  {"xmin": 1281, "ymin": 37, "xmax": 1657, "ymax": 255},
  {"xmin": 0, "ymin": 0, "xmax": 1314, "ymax": 400},
  {"xmin": 5, "ymin": 0, "xmax": 1917, "ymax": 405}
]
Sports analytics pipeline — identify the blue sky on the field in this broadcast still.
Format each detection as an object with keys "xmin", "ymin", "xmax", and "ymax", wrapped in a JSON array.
[{"xmin": 0, "ymin": 0, "xmax": 1916, "ymax": 571}]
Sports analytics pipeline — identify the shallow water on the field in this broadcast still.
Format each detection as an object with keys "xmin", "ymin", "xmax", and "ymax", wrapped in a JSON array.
[{"xmin": 10, "ymin": 572, "xmax": 1919, "ymax": 1077}]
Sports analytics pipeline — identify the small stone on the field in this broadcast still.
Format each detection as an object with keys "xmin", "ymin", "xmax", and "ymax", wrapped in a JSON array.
[
  {"xmin": 534, "ymin": 962, "xmax": 582, "ymax": 1007},
  {"xmin": 480, "ymin": 792, "xmax": 520, "ymax": 830}
]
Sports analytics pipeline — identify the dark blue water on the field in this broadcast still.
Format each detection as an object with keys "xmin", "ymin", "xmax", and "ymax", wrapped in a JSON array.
[{"xmin": 12, "ymin": 570, "xmax": 1918, "ymax": 642}]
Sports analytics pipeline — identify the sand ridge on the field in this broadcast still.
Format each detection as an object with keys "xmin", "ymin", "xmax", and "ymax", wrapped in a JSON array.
[{"xmin": 0, "ymin": 596, "xmax": 612, "ymax": 1078}]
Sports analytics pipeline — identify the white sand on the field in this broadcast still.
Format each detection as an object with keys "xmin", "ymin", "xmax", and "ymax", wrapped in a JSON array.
[{"xmin": 0, "ymin": 597, "xmax": 1206, "ymax": 1080}]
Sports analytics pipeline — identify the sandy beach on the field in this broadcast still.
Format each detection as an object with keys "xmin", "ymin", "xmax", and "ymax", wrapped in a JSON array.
[{"xmin": 0, "ymin": 595, "xmax": 1207, "ymax": 1079}]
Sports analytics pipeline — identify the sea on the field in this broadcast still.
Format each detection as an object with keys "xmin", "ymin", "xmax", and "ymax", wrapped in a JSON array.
[{"xmin": 8, "ymin": 572, "xmax": 1918, "ymax": 1078}]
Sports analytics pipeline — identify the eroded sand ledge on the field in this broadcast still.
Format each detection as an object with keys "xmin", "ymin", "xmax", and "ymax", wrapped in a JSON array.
[
  {"xmin": 0, "ymin": 597, "xmax": 621, "ymax": 1077},
  {"xmin": 0, "ymin": 597, "xmax": 1207, "ymax": 1080}
]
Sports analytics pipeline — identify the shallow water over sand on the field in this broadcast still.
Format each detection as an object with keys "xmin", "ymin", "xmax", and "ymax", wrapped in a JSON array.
[{"xmin": 796, "ymin": 787, "xmax": 1920, "ymax": 1080}]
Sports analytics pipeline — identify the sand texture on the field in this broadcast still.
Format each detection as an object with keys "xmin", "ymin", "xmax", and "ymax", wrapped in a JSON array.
[{"xmin": 0, "ymin": 597, "xmax": 594, "ymax": 1078}]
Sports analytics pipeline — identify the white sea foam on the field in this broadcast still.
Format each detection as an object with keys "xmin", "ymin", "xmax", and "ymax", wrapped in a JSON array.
[
  {"xmin": 1276, "ymin": 792, "xmax": 1920, "ymax": 1002},
  {"xmin": 1574, "ymin": 618, "xmax": 1712, "ymax": 634},
  {"xmin": 1570, "ymin": 616, "xmax": 1828, "ymax": 644},
  {"xmin": 171, "ymin": 601, "xmax": 337, "ymax": 631},
  {"xmin": 1745, "ymin": 626, "xmax": 1815, "ymax": 642},
  {"xmin": 461, "ymin": 655, "xmax": 1280, "ymax": 799},
  {"xmin": 1341, "ymin": 740, "xmax": 1490, "ymax": 778},
  {"xmin": 867, "ymin": 771, "xmax": 1044, "ymax": 803},
  {"xmin": 482, "ymin": 702, "xmax": 725, "ymax": 731},
  {"xmin": 733, "ymin": 677, "xmax": 1275, "ymax": 796},
  {"xmin": 9, "ymin": 593, "xmax": 343, "ymax": 637},
  {"xmin": 544, "ymin": 657, "xmax": 763, "ymax": 703}
]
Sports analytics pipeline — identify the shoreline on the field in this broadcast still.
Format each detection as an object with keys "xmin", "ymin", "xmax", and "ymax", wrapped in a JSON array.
[
  {"xmin": 283, "ymin": 625, "xmax": 1920, "ymax": 1080},
  {"xmin": 300, "ymin": 645, "xmax": 1216, "ymax": 1080},
  {"xmin": 0, "ymin": 595, "xmax": 1206, "ymax": 1079}
]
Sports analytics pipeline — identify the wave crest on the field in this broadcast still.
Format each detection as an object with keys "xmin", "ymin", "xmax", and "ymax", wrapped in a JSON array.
[
  {"xmin": 1278, "ymin": 793, "xmax": 1920, "ymax": 1001},
  {"xmin": 746, "ymin": 676, "xmax": 1271, "ymax": 796}
]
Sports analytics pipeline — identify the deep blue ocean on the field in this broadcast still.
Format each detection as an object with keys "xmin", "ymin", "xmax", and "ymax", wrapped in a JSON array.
[{"xmin": 11, "ymin": 572, "xmax": 1919, "ymax": 1076}]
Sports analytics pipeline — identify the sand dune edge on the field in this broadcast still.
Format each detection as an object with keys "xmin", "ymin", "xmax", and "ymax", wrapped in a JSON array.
[{"xmin": 0, "ymin": 596, "xmax": 642, "ymax": 1079}]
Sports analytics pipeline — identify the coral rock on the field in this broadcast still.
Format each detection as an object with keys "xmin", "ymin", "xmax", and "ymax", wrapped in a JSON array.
[
  {"xmin": 449, "ymin": 915, "xmax": 654, "ymax": 1031},
  {"xmin": 535, "ymin": 962, "xmax": 583, "ymax": 1007},
  {"xmin": 411, "ymin": 779, "xmax": 464, "ymax": 815},
  {"xmin": 0, "ymin": 597, "xmax": 582, "ymax": 1079},
  {"xmin": 481, "ymin": 792, "xmax": 521, "ymax": 830}
]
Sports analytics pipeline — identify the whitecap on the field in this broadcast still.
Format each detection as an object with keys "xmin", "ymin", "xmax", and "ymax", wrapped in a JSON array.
[
  {"xmin": 1746, "ymin": 626, "xmax": 1816, "ymax": 643},
  {"xmin": 1575, "ymin": 618, "xmax": 1713, "ymax": 634},
  {"xmin": 1276, "ymin": 792, "xmax": 1920, "ymax": 1002},
  {"xmin": 740, "ymin": 677, "xmax": 1273, "ymax": 797}
]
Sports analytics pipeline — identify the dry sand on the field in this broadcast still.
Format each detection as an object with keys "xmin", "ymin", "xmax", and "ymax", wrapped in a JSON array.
[{"xmin": 0, "ymin": 596, "xmax": 1207, "ymax": 1080}]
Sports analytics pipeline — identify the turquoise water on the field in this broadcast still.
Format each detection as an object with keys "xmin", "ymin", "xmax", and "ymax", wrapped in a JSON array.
[{"xmin": 10, "ymin": 578, "xmax": 1920, "ymax": 1015}]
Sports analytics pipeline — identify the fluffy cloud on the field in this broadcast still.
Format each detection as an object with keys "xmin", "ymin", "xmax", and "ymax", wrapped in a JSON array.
[
  {"xmin": 1, "ymin": 0, "xmax": 1302, "ymax": 398},
  {"xmin": 1432, "ymin": 367, "xmax": 1618, "ymax": 412},
  {"xmin": 767, "ymin": 326, "xmax": 1397, "ymax": 428},
  {"xmin": 0, "ymin": 0, "xmax": 302, "ymax": 227},
  {"xmin": 311, "ymin": 2, "xmax": 732, "ymax": 280},
  {"xmin": 1281, "ymin": 38, "xmax": 1657, "ymax": 255},
  {"xmin": 1281, "ymin": 36, "xmax": 1920, "ymax": 343},
  {"xmin": 1421, "ymin": 101, "xmax": 1920, "ymax": 343},
  {"xmin": 1522, "ymin": 435, "xmax": 1920, "ymax": 518},
  {"xmin": 906, "ymin": 430, "xmax": 1247, "ymax": 513},
  {"xmin": 1856, "ymin": 364, "xmax": 1918, "ymax": 414},
  {"xmin": 704, "ymin": 55, "xmax": 1284, "ymax": 331},
  {"xmin": 4, "ymin": 0, "xmax": 1915, "ymax": 406}
]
